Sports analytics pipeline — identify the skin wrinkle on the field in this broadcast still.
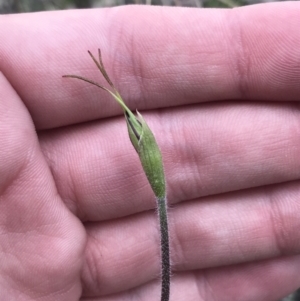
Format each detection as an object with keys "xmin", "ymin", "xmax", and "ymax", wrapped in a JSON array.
[
  {"xmin": 122, "ymin": 7, "xmax": 212, "ymax": 110},
  {"xmin": 83, "ymin": 213, "xmax": 160, "ymax": 297},
  {"xmin": 69, "ymin": 165, "xmax": 84, "ymax": 218},
  {"xmin": 171, "ymin": 214, "xmax": 190, "ymax": 275},
  {"xmin": 229, "ymin": 8, "xmax": 250, "ymax": 100},
  {"xmin": 128, "ymin": 23, "xmax": 148, "ymax": 110},
  {"xmin": 106, "ymin": 8, "xmax": 147, "ymax": 111},
  {"xmin": 168, "ymin": 109, "xmax": 214, "ymax": 200},
  {"xmin": 269, "ymin": 191, "xmax": 287, "ymax": 257},
  {"xmin": 40, "ymin": 134, "xmax": 79, "ymax": 216},
  {"xmin": 267, "ymin": 184, "xmax": 300, "ymax": 257},
  {"xmin": 0, "ymin": 158, "xmax": 25, "ymax": 199},
  {"xmin": 0, "ymin": 137, "xmax": 40, "ymax": 216},
  {"xmin": 264, "ymin": 23, "xmax": 300, "ymax": 90},
  {"xmin": 289, "ymin": 102, "xmax": 300, "ymax": 144},
  {"xmin": 0, "ymin": 133, "xmax": 36, "ymax": 199},
  {"xmin": 169, "ymin": 182, "xmax": 300, "ymax": 272},
  {"xmin": 83, "ymin": 229, "xmax": 103, "ymax": 296},
  {"xmin": 164, "ymin": 106, "xmax": 204, "ymax": 203},
  {"xmin": 200, "ymin": 270, "xmax": 217, "ymax": 301}
]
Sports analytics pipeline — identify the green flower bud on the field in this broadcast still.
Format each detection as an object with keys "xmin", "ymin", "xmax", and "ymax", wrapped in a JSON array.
[
  {"xmin": 63, "ymin": 49, "xmax": 170, "ymax": 301},
  {"xmin": 63, "ymin": 49, "xmax": 166, "ymax": 199},
  {"xmin": 125, "ymin": 111, "xmax": 165, "ymax": 199}
]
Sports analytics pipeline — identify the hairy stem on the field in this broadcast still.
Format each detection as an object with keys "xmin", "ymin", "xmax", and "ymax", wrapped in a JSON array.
[
  {"xmin": 157, "ymin": 197, "xmax": 170, "ymax": 301},
  {"xmin": 63, "ymin": 49, "xmax": 170, "ymax": 300}
]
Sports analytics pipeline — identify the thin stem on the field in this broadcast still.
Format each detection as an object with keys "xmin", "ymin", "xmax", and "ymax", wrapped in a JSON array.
[
  {"xmin": 62, "ymin": 74, "xmax": 129, "ymax": 113},
  {"xmin": 63, "ymin": 49, "xmax": 170, "ymax": 300},
  {"xmin": 88, "ymin": 49, "xmax": 116, "ymax": 91},
  {"xmin": 157, "ymin": 197, "xmax": 170, "ymax": 301},
  {"xmin": 63, "ymin": 50, "xmax": 138, "ymax": 125},
  {"xmin": 62, "ymin": 74, "xmax": 110, "ymax": 93}
]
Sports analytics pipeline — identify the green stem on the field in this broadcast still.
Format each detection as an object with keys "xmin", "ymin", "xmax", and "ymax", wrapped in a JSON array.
[
  {"xmin": 63, "ymin": 49, "xmax": 170, "ymax": 300},
  {"xmin": 157, "ymin": 197, "xmax": 170, "ymax": 301}
]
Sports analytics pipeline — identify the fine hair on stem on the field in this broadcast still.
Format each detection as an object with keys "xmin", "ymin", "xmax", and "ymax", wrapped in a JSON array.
[{"xmin": 63, "ymin": 49, "xmax": 171, "ymax": 301}]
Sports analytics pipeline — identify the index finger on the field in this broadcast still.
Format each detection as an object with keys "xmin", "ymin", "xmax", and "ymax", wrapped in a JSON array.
[{"xmin": 0, "ymin": 2, "xmax": 299, "ymax": 129}]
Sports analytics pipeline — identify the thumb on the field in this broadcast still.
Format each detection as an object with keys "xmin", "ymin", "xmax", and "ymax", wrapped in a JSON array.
[{"xmin": 0, "ymin": 72, "xmax": 85, "ymax": 300}]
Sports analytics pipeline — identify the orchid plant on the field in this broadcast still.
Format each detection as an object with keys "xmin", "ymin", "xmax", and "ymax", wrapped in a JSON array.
[{"xmin": 63, "ymin": 49, "xmax": 170, "ymax": 301}]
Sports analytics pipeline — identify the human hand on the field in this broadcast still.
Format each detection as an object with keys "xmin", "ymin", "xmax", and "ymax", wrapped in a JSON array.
[{"xmin": 0, "ymin": 2, "xmax": 300, "ymax": 300}]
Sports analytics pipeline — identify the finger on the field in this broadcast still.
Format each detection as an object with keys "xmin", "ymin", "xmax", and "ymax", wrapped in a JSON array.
[
  {"xmin": 39, "ymin": 101, "xmax": 300, "ymax": 221},
  {"xmin": 81, "ymin": 180, "xmax": 300, "ymax": 296},
  {"xmin": 81, "ymin": 255, "xmax": 300, "ymax": 301},
  {"xmin": 0, "ymin": 72, "xmax": 85, "ymax": 300},
  {"xmin": 0, "ymin": 3, "xmax": 299, "ymax": 129}
]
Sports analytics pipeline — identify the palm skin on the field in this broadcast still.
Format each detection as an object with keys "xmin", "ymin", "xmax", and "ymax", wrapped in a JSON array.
[{"xmin": 0, "ymin": 2, "xmax": 300, "ymax": 301}]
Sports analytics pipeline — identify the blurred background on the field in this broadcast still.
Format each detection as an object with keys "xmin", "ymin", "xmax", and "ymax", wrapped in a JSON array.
[
  {"xmin": 0, "ymin": 0, "xmax": 294, "ymax": 11},
  {"xmin": 0, "ymin": 0, "xmax": 299, "ymax": 300}
]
